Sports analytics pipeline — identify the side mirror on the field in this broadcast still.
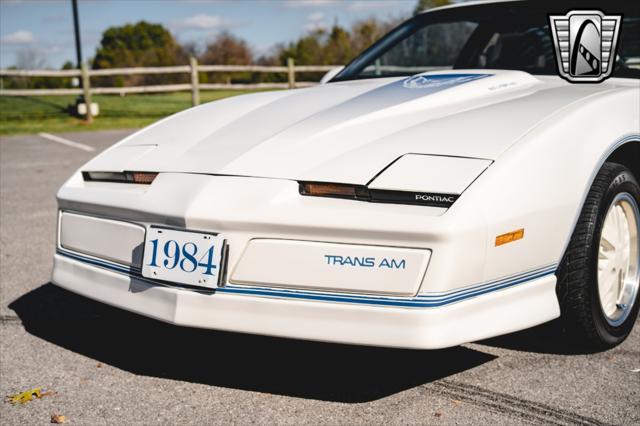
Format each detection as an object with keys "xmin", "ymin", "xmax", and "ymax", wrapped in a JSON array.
[{"xmin": 320, "ymin": 66, "xmax": 345, "ymax": 84}]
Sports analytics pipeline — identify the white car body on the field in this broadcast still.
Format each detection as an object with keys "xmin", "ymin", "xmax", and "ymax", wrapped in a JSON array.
[{"xmin": 52, "ymin": 7, "xmax": 640, "ymax": 350}]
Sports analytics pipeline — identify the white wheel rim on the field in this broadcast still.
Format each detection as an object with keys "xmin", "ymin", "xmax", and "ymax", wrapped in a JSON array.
[{"xmin": 597, "ymin": 192, "xmax": 640, "ymax": 326}]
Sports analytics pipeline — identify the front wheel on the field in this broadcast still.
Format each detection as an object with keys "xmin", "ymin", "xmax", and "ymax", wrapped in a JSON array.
[{"xmin": 556, "ymin": 162, "xmax": 640, "ymax": 350}]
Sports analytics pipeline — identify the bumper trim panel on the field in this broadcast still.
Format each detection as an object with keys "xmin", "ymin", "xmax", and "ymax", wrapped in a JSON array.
[{"xmin": 56, "ymin": 248, "xmax": 557, "ymax": 308}]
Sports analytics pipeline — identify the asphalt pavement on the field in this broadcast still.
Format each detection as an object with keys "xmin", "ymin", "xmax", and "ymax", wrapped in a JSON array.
[{"xmin": 0, "ymin": 130, "xmax": 639, "ymax": 425}]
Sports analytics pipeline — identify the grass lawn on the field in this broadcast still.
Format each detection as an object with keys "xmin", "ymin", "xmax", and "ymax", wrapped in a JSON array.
[{"xmin": 0, "ymin": 90, "xmax": 273, "ymax": 135}]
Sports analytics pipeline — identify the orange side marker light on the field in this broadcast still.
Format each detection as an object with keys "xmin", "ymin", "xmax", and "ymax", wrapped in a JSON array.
[{"xmin": 495, "ymin": 228, "xmax": 525, "ymax": 247}]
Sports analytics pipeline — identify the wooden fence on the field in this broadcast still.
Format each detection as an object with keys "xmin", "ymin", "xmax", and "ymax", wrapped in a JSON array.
[{"xmin": 0, "ymin": 58, "xmax": 337, "ymax": 122}]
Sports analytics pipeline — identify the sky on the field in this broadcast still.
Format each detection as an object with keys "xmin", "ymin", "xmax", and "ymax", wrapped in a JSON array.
[{"xmin": 0, "ymin": 0, "xmax": 418, "ymax": 69}]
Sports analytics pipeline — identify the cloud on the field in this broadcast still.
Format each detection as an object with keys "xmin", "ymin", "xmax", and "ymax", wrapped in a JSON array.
[
  {"xmin": 1, "ymin": 30, "xmax": 36, "ymax": 45},
  {"xmin": 46, "ymin": 44, "xmax": 64, "ymax": 54},
  {"xmin": 283, "ymin": 0, "xmax": 404, "ymax": 12},
  {"xmin": 283, "ymin": 0, "xmax": 339, "ymax": 8},
  {"xmin": 307, "ymin": 12, "xmax": 325, "ymax": 22},
  {"xmin": 171, "ymin": 14, "xmax": 228, "ymax": 31},
  {"xmin": 304, "ymin": 11, "xmax": 329, "ymax": 31},
  {"xmin": 346, "ymin": 1, "xmax": 402, "ymax": 12}
]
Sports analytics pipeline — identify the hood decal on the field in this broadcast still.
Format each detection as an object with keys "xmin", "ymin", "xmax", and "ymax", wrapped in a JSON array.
[{"xmin": 402, "ymin": 73, "xmax": 491, "ymax": 90}]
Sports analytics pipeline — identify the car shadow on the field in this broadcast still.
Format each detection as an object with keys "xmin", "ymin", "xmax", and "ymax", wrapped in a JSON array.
[
  {"xmin": 10, "ymin": 283, "xmax": 496, "ymax": 403},
  {"xmin": 477, "ymin": 321, "xmax": 600, "ymax": 355}
]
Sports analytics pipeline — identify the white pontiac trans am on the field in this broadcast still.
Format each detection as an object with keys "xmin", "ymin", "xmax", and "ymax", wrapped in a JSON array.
[{"xmin": 53, "ymin": 0, "xmax": 640, "ymax": 350}]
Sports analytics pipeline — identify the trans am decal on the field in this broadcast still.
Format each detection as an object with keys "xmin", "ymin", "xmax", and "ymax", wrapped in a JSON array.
[{"xmin": 324, "ymin": 255, "xmax": 406, "ymax": 269}]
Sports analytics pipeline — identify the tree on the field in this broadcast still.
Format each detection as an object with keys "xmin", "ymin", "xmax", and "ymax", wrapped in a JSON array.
[
  {"xmin": 278, "ymin": 31, "xmax": 324, "ymax": 65},
  {"xmin": 268, "ymin": 17, "xmax": 403, "ymax": 82},
  {"xmin": 181, "ymin": 41, "xmax": 200, "ymax": 59},
  {"xmin": 414, "ymin": 0, "xmax": 451, "ymax": 15},
  {"xmin": 15, "ymin": 48, "xmax": 47, "ymax": 70},
  {"xmin": 92, "ymin": 21, "xmax": 187, "ymax": 85},
  {"xmin": 323, "ymin": 25, "xmax": 353, "ymax": 65},
  {"xmin": 350, "ymin": 18, "xmax": 399, "ymax": 56},
  {"xmin": 6, "ymin": 48, "xmax": 67, "ymax": 89},
  {"xmin": 278, "ymin": 24, "xmax": 355, "ymax": 65},
  {"xmin": 200, "ymin": 32, "xmax": 252, "ymax": 65},
  {"xmin": 200, "ymin": 32, "xmax": 253, "ymax": 84}
]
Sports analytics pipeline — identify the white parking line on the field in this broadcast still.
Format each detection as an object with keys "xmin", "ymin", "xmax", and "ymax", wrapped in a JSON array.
[{"xmin": 38, "ymin": 132, "xmax": 95, "ymax": 152}]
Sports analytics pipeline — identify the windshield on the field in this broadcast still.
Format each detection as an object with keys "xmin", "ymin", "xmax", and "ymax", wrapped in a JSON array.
[{"xmin": 333, "ymin": 1, "xmax": 640, "ymax": 81}]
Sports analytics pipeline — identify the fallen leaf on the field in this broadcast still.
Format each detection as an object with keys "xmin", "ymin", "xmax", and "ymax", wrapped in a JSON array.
[
  {"xmin": 434, "ymin": 411, "xmax": 443, "ymax": 418},
  {"xmin": 51, "ymin": 414, "xmax": 66, "ymax": 424},
  {"xmin": 452, "ymin": 399, "xmax": 462, "ymax": 406},
  {"xmin": 96, "ymin": 363, "xmax": 103, "ymax": 368},
  {"xmin": 6, "ymin": 388, "xmax": 41, "ymax": 405}
]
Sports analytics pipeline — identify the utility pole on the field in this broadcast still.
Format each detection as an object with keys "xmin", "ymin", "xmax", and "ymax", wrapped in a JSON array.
[
  {"xmin": 71, "ymin": 0, "xmax": 84, "ymax": 103},
  {"xmin": 71, "ymin": 0, "xmax": 96, "ymax": 121},
  {"xmin": 72, "ymin": 0, "xmax": 83, "ymax": 71}
]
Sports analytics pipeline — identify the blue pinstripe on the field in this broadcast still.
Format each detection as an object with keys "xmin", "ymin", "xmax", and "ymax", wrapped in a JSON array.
[{"xmin": 56, "ymin": 248, "xmax": 557, "ymax": 308}]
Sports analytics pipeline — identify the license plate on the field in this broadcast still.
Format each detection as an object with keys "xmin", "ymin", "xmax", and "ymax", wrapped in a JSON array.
[{"xmin": 141, "ymin": 227, "xmax": 225, "ymax": 289}]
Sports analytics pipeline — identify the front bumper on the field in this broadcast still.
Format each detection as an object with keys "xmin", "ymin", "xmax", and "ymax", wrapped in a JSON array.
[
  {"xmin": 54, "ymin": 172, "xmax": 562, "ymax": 349},
  {"xmin": 53, "ymin": 250, "xmax": 559, "ymax": 349}
]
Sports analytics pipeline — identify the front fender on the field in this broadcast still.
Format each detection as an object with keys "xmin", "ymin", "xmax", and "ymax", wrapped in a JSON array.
[{"xmin": 451, "ymin": 85, "xmax": 640, "ymax": 283}]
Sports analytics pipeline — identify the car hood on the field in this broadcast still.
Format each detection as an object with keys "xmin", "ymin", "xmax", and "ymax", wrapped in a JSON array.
[{"xmin": 83, "ymin": 70, "xmax": 618, "ymax": 184}]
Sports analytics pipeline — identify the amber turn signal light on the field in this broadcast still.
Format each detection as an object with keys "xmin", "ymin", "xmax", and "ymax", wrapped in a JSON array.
[
  {"xmin": 300, "ymin": 182, "xmax": 367, "ymax": 199},
  {"xmin": 131, "ymin": 172, "xmax": 158, "ymax": 184},
  {"xmin": 83, "ymin": 171, "xmax": 158, "ymax": 185},
  {"xmin": 495, "ymin": 228, "xmax": 525, "ymax": 246}
]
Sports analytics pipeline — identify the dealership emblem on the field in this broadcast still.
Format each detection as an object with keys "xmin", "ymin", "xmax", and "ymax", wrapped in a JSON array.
[{"xmin": 549, "ymin": 10, "xmax": 622, "ymax": 83}]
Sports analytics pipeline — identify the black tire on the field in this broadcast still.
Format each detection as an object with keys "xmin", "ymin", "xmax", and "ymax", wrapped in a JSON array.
[{"xmin": 556, "ymin": 162, "xmax": 640, "ymax": 351}]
